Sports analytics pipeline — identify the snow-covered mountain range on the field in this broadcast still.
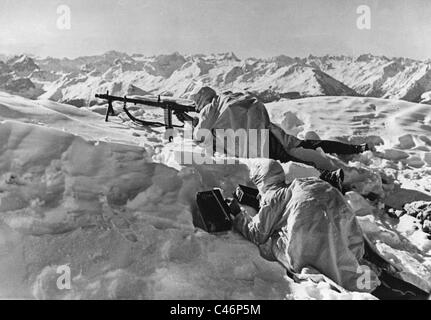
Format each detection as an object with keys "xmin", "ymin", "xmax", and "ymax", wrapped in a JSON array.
[{"xmin": 1, "ymin": 51, "xmax": 431, "ymax": 106}]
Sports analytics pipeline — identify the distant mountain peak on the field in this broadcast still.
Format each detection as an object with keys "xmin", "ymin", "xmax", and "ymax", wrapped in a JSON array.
[{"xmin": 3, "ymin": 51, "xmax": 431, "ymax": 106}]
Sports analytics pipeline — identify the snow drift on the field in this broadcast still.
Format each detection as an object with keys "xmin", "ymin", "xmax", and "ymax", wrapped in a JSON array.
[{"xmin": 0, "ymin": 91, "xmax": 430, "ymax": 299}]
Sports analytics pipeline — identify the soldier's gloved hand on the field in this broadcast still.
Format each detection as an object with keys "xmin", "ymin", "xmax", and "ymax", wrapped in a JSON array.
[
  {"xmin": 176, "ymin": 113, "xmax": 185, "ymax": 122},
  {"xmin": 176, "ymin": 112, "xmax": 191, "ymax": 123},
  {"xmin": 225, "ymin": 198, "xmax": 241, "ymax": 217},
  {"xmin": 192, "ymin": 117, "xmax": 199, "ymax": 127}
]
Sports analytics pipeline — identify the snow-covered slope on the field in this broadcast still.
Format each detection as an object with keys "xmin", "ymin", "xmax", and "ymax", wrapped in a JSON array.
[
  {"xmin": 420, "ymin": 91, "xmax": 431, "ymax": 105},
  {"xmin": 267, "ymin": 96, "xmax": 431, "ymax": 203},
  {"xmin": 1, "ymin": 91, "xmax": 431, "ymax": 299},
  {"xmin": 0, "ymin": 91, "xmax": 293, "ymax": 299}
]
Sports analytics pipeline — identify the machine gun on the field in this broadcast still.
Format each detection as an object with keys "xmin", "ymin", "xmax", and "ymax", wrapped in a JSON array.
[{"xmin": 95, "ymin": 91, "xmax": 196, "ymax": 141}]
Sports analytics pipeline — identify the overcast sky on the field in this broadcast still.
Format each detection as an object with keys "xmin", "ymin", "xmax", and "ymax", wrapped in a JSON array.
[{"xmin": 0, "ymin": 0, "xmax": 430, "ymax": 59}]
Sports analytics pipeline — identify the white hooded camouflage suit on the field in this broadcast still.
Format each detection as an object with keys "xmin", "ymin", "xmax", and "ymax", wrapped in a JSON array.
[
  {"xmin": 191, "ymin": 88, "xmax": 301, "ymax": 158},
  {"xmin": 233, "ymin": 159, "xmax": 380, "ymax": 292}
]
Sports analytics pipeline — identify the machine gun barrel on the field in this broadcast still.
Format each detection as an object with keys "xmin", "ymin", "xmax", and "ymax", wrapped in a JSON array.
[
  {"xmin": 95, "ymin": 91, "xmax": 196, "ymax": 141},
  {"xmin": 94, "ymin": 93, "xmax": 196, "ymax": 112}
]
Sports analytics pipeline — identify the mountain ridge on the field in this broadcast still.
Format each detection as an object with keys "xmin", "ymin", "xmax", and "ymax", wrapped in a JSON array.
[{"xmin": 1, "ymin": 51, "xmax": 430, "ymax": 106}]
